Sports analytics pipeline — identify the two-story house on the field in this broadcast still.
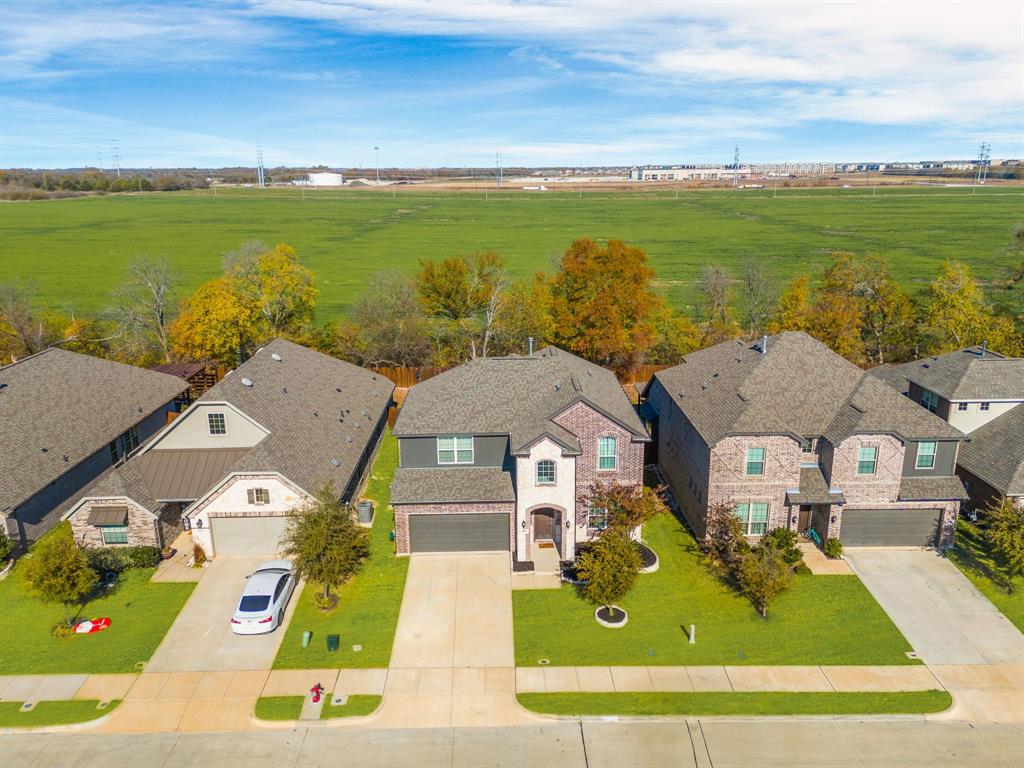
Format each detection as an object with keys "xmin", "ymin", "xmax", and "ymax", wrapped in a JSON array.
[
  {"xmin": 871, "ymin": 345, "xmax": 1024, "ymax": 509},
  {"xmin": 390, "ymin": 346, "xmax": 650, "ymax": 571},
  {"xmin": 0, "ymin": 348, "xmax": 188, "ymax": 548},
  {"xmin": 60, "ymin": 339, "xmax": 393, "ymax": 556},
  {"xmin": 642, "ymin": 332, "xmax": 967, "ymax": 549}
]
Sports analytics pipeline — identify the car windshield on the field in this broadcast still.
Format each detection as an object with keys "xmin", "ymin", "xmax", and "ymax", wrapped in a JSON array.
[{"xmin": 238, "ymin": 595, "xmax": 270, "ymax": 613}]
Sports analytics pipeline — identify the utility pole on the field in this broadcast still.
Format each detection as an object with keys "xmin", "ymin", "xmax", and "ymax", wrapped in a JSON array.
[
  {"xmin": 974, "ymin": 142, "xmax": 991, "ymax": 189},
  {"xmin": 256, "ymin": 145, "xmax": 265, "ymax": 188},
  {"xmin": 496, "ymin": 152, "xmax": 502, "ymax": 189},
  {"xmin": 374, "ymin": 146, "xmax": 380, "ymax": 184},
  {"xmin": 110, "ymin": 139, "xmax": 121, "ymax": 177},
  {"xmin": 733, "ymin": 145, "xmax": 740, "ymax": 187}
]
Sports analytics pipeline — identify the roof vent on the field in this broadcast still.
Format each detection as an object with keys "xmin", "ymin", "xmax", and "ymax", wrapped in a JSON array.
[
  {"xmin": 345, "ymin": 436, "xmax": 353, "ymax": 443},
  {"xmin": 330, "ymin": 458, "xmax": 340, "ymax": 467},
  {"xmin": 271, "ymin": 353, "xmax": 283, "ymax": 362},
  {"xmin": 282, "ymin": 387, "xmax": 287, "ymax": 394},
  {"xmin": 761, "ymin": 335, "xmax": 768, "ymax": 354},
  {"xmin": 241, "ymin": 377, "xmax": 253, "ymax": 388},
  {"xmin": 555, "ymin": 382, "xmax": 561, "ymax": 391},
  {"xmin": 571, "ymin": 376, "xmax": 582, "ymax": 392},
  {"xmin": 980, "ymin": 340, "xmax": 988, "ymax": 357},
  {"xmin": 41, "ymin": 447, "xmax": 48, "ymax": 453}
]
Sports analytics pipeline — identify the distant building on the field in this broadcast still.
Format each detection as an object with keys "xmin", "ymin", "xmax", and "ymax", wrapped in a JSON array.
[
  {"xmin": 628, "ymin": 165, "xmax": 750, "ymax": 181},
  {"xmin": 307, "ymin": 171, "xmax": 344, "ymax": 186}
]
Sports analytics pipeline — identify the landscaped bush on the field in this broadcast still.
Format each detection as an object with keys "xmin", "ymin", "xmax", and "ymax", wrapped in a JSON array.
[
  {"xmin": 85, "ymin": 546, "xmax": 161, "ymax": 574},
  {"xmin": 191, "ymin": 543, "xmax": 207, "ymax": 568},
  {"xmin": 0, "ymin": 531, "xmax": 13, "ymax": 563},
  {"xmin": 762, "ymin": 528, "xmax": 804, "ymax": 566},
  {"xmin": 824, "ymin": 538, "xmax": 844, "ymax": 559}
]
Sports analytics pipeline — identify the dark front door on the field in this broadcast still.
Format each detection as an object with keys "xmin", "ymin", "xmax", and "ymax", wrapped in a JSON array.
[
  {"xmin": 533, "ymin": 510, "xmax": 555, "ymax": 541},
  {"xmin": 798, "ymin": 505, "xmax": 813, "ymax": 534}
]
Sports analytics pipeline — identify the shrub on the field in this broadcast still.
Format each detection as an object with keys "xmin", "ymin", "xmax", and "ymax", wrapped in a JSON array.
[
  {"xmin": 762, "ymin": 527, "xmax": 803, "ymax": 566},
  {"xmin": 737, "ymin": 545, "xmax": 794, "ymax": 617},
  {"xmin": 52, "ymin": 622, "xmax": 76, "ymax": 639},
  {"xmin": 704, "ymin": 502, "xmax": 749, "ymax": 572},
  {"xmin": 0, "ymin": 530, "xmax": 13, "ymax": 563},
  {"xmin": 85, "ymin": 546, "xmax": 160, "ymax": 573},
  {"xmin": 823, "ymin": 537, "xmax": 844, "ymax": 559},
  {"xmin": 192, "ymin": 543, "xmax": 207, "ymax": 568},
  {"xmin": 23, "ymin": 524, "xmax": 98, "ymax": 626},
  {"xmin": 983, "ymin": 496, "xmax": 1024, "ymax": 591}
]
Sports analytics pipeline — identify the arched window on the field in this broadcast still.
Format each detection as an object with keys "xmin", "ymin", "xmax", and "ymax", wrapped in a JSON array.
[{"xmin": 536, "ymin": 459, "xmax": 556, "ymax": 485}]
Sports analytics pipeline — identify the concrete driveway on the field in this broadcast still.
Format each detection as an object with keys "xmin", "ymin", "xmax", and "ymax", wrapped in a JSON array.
[
  {"xmin": 145, "ymin": 557, "xmax": 299, "ymax": 673},
  {"xmin": 844, "ymin": 549, "xmax": 1024, "ymax": 665}
]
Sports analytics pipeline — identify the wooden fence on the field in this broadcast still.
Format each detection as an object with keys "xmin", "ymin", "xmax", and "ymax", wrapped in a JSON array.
[{"xmin": 369, "ymin": 362, "xmax": 670, "ymax": 390}]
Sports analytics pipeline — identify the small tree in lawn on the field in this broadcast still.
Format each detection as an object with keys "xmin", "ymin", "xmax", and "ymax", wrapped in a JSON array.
[
  {"xmin": 23, "ymin": 524, "xmax": 98, "ymax": 628},
  {"xmin": 575, "ymin": 531, "xmax": 642, "ymax": 622},
  {"xmin": 279, "ymin": 485, "xmax": 369, "ymax": 610},
  {"xmin": 737, "ymin": 544, "xmax": 794, "ymax": 618},
  {"xmin": 703, "ymin": 502, "xmax": 749, "ymax": 572},
  {"xmin": 586, "ymin": 481, "xmax": 667, "ymax": 537},
  {"xmin": 984, "ymin": 497, "xmax": 1024, "ymax": 592}
]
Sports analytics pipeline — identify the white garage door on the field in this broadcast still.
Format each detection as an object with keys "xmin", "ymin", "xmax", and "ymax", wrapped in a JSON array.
[{"xmin": 210, "ymin": 516, "xmax": 289, "ymax": 556}]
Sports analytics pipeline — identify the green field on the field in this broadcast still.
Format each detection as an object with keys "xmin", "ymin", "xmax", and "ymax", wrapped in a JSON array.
[{"xmin": 1, "ymin": 187, "xmax": 1020, "ymax": 321}]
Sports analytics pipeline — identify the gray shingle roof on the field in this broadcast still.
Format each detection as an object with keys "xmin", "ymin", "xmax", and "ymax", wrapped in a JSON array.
[
  {"xmin": 898, "ymin": 476, "xmax": 968, "ymax": 502},
  {"xmin": 0, "ymin": 348, "xmax": 188, "ymax": 514},
  {"xmin": 895, "ymin": 346, "xmax": 1024, "ymax": 401},
  {"xmin": 391, "ymin": 467, "xmax": 515, "ymax": 505},
  {"xmin": 786, "ymin": 465, "xmax": 846, "ymax": 505},
  {"xmin": 649, "ymin": 332, "xmax": 964, "ymax": 446},
  {"xmin": 393, "ymin": 346, "xmax": 648, "ymax": 453},
  {"xmin": 956, "ymin": 405, "xmax": 1024, "ymax": 497},
  {"xmin": 60, "ymin": 459, "xmax": 161, "ymax": 519}
]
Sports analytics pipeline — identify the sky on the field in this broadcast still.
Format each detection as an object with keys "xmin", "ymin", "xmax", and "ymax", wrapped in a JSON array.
[{"xmin": 1, "ymin": 0, "xmax": 1022, "ymax": 169}]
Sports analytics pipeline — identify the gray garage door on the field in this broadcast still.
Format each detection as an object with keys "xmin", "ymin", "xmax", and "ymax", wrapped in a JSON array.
[
  {"xmin": 409, "ymin": 513, "xmax": 510, "ymax": 553},
  {"xmin": 840, "ymin": 508, "xmax": 941, "ymax": 547},
  {"xmin": 210, "ymin": 515, "xmax": 289, "ymax": 556}
]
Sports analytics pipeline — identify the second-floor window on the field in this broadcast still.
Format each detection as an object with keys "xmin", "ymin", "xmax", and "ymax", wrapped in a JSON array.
[
  {"xmin": 598, "ymin": 436, "xmax": 617, "ymax": 470},
  {"xmin": 734, "ymin": 502, "xmax": 769, "ymax": 535},
  {"xmin": 745, "ymin": 447, "xmax": 765, "ymax": 476},
  {"xmin": 857, "ymin": 446, "xmax": 878, "ymax": 475},
  {"xmin": 208, "ymin": 412, "xmax": 226, "ymax": 435},
  {"xmin": 437, "ymin": 435, "xmax": 473, "ymax": 464},
  {"xmin": 247, "ymin": 487, "xmax": 270, "ymax": 505},
  {"xmin": 980, "ymin": 402, "xmax": 990, "ymax": 412},
  {"xmin": 957, "ymin": 402, "xmax": 969, "ymax": 412},
  {"xmin": 536, "ymin": 459, "xmax": 556, "ymax": 485},
  {"xmin": 915, "ymin": 441, "xmax": 936, "ymax": 470},
  {"xmin": 920, "ymin": 389, "xmax": 938, "ymax": 413}
]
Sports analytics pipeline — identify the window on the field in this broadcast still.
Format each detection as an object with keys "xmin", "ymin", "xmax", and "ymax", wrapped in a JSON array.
[
  {"xmin": 915, "ymin": 441, "xmax": 936, "ymax": 470},
  {"xmin": 920, "ymin": 389, "xmax": 938, "ymax": 413},
  {"xmin": 980, "ymin": 402, "xmax": 990, "ymax": 412},
  {"xmin": 857, "ymin": 446, "xmax": 878, "ymax": 475},
  {"xmin": 733, "ymin": 502, "xmax": 769, "ymax": 535},
  {"xmin": 109, "ymin": 440, "xmax": 120, "ymax": 465},
  {"xmin": 122, "ymin": 426, "xmax": 138, "ymax": 455},
  {"xmin": 957, "ymin": 402, "xmax": 969, "ymax": 412},
  {"xmin": 208, "ymin": 412, "xmax": 226, "ymax": 435},
  {"xmin": 535, "ymin": 459, "xmax": 556, "ymax": 485},
  {"xmin": 588, "ymin": 505, "xmax": 608, "ymax": 531},
  {"xmin": 598, "ymin": 436, "xmax": 618, "ymax": 471},
  {"xmin": 437, "ymin": 435, "xmax": 473, "ymax": 464},
  {"xmin": 801, "ymin": 439, "xmax": 814, "ymax": 455},
  {"xmin": 273, "ymin": 574, "xmax": 290, "ymax": 602},
  {"xmin": 745, "ymin": 447, "xmax": 765, "ymax": 476},
  {"xmin": 247, "ymin": 487, "xmax": 270, "ymax": 505},
  {"xmin": 100, "ymin": 525, "xmax": 128, "ymax": 545}
]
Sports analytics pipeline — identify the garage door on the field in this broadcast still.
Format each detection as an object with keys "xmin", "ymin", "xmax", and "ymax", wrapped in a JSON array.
[
  {"xmin": 409, "ymin": 513, "xmax": 510, "ymax": 553},
  {"xmin": 840, "ymin": 508, "xmax": 941, "ymax": 547},
  {"xmin": 210, "ymin": 516, "xmax": 289, "ymax": 556}
]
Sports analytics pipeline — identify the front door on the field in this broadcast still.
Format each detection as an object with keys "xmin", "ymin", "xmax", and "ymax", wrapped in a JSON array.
[
  {"xmin": 533, "ymin": 510, "xmax": 554, "ymax": 541},
  {"xmin": 797, "ymin": 505, "xmax": 813, "ymax": 534}
]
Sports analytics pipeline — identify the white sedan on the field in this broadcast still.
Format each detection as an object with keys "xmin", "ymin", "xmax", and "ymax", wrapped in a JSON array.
[{"xmin": 230, "ymin": 560, "xmax": 297, "ymax": 635}]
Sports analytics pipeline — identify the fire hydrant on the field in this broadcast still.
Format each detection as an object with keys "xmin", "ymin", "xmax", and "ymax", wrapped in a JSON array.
[{"xmin": 310, "ymin": 682, "xmax": 324, "ymax": 703}]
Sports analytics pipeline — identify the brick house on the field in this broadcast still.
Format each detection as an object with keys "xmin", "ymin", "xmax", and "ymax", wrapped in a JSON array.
[
  {"xmin": 642, "ymin": 332, "xmax": 967, "ymax": 549},
  {"xmin": 0, "ymin": 348, "xmax": 187, "ymax": 548},
  {"xmin": 870, "ymin": 345, "xmax": 1024, "ymax": 510},
  {"xmin": 390, "ymin": 346, "xmax": 650, "ymax": 571},
  {"xmin": 61, "ymin": 339, "xmax": 393, "ymax": 556}
]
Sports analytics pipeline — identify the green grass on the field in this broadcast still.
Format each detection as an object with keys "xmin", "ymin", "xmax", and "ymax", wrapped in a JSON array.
[
  {"xmin": 947, "ymin": 519, "xmax": 1024, "ymax": 633},
  {"xmin": 0, "ymin": 566, "xmax": 194, "ymax": 674},
  {"xmin": 320, "ymin": 694, "xmax": 382, "ymax": 719},
  {"xmin": 513, "ymin": 513, "xmax": 917, "ymax": 666},
  {"xmin": 273, "ymin": 430, "xmax": 409, "ymax": 669},
  {"xmin": 0, "ymin": 699, "xmax": 121, "ymax": 728},
  {"xmin": 1, "ymin": 187, "xmax": 1020, "ymax": 321},
  {"xmin": 516, "ymin": 690, "xmax": 952, "ymax": 717},
  {"xmin": 253, "ymin": 696, "xmax": 304, "ymax": 721}
]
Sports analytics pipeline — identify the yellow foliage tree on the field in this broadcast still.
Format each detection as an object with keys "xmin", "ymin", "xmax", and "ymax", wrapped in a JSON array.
[
  {"xmin": 925, "ymin": 260, "xmax": 1020, "ymax": 355},
  {"xmin": 170, "ymin": 278, "xmax": 260, "ymax": 365},
  {"xmin": 766, "ymin": 275, "xmax": 813, "ymax": 334}
]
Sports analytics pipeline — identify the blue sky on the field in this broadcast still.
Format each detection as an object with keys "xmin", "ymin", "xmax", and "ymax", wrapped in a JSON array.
[{"xmin": 2, "ymin": 1, "xmax": 1021, "ymax": 168}]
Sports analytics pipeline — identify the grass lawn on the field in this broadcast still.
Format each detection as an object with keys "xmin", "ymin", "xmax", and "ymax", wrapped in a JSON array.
[
  {"xmin": 0, "ymin": 700, "xmax": 121, "ymax": 728},
  {"xmin": 947, "ymin": 519, "xmax": 1024, "ymax": 633},
  {"xmin": 0, "ymin": 566, "xmax": 194, "ymax": 675},
  {"xmin": 253, "ymin": 696, "xmax": 304, "ymax": 721},
  {"xmin": 320, "ymin": 694, "xmax": 381, "ymax": 719},
  {"xmin": 513, "ymin": 513, "xmax": 916, "ymax": 667},
  {"xmin": 517, "ymin": 691, "xmax": 952, "ymax": 717},
  {"xmin": 273, "ymin": 431, "xmax": 409, "ymax": 669}
]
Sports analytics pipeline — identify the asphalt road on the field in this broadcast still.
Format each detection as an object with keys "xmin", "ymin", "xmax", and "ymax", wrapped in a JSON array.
[{"xmin": 3, "ymin": 719, "xmax": 1021, "ymax": 768}]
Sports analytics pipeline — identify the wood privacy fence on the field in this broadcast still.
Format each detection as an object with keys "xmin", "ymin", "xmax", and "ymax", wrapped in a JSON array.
[{"xmin": 369, "ymin": 362, "xmax": 670, "ymax": 390}]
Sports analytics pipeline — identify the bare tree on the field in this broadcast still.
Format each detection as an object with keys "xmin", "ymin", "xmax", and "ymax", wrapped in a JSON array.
[
  {"xmin": 699, "ymin": 265, "xmax": 741, "ymax": 343},
  {"xmin": 739, "ymin": 261, "xmax": 775, "ymax": 339},
  {"xmin": 0, "ymin": 282, "xmax": 52, "ymax": 360},
  {"xmin": 111, "ymin": 257, "xmax": 179, "ymax": 362}
]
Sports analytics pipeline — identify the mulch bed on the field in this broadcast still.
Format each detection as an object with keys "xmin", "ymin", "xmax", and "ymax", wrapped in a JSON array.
[
  {"xmin": 635, "ymin": 541, "xmax": 658, "ymax": 569},
  {"xmin": 596, "ymin": 606, "xmax": 627, "ymax": 624}
]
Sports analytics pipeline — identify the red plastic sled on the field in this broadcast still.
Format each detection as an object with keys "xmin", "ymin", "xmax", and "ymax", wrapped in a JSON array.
[{"xmin": 74, "ymin": 617, "xmax": 111, "ymax": 635}]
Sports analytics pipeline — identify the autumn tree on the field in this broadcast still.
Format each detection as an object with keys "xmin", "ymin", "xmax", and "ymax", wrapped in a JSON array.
[
  {"xmin": 110, "ymin": 257, "xmax": 178, "ymax": 363},
  {"xmin": 548, "ymin": 238, "xmax": 667, "ymax": 368},
  {"xmin": 338, "ymin": 271, "xmax": 434, "ymax": 366},
  {"xmin": 924, "ymin": 260, "xmax": 1019, "ymax": 355},
  {"xmin": 848, "ymin": 254, "xmax": 918, "ymax": 364},
  {"xmin": 0, "ymin": 282, "xmax": 57, "ymax": 362},
  {"xmin": 649, "ymin": 312, "xmax": 701, "ymax": 364},
  {"xmin": 225, "ymin": 242, "xmax": 319, "ymax": 335},
  {"xmin": 806, "ymin": 253, "xmax": 867, "ymax": 362},
  {"xmin": 584, "ymin": 482, "xmax": 667, "ymax": 536},
  {"xmin": 699, "ymin": 265, "xmax": 741, "ymax": 345},
  {"xmin": 766, "ymin": 275, "xmax": 813, "ymax": 334},
  {"xmin": 491, "ymin": 273, "xmax": 555, "ymax": 356},
  {"xmin": 170, "ymin": 278, "xmax": 260, "ymax": 365},
  {"xmin": 984, "ymin": 496, "xmax": 1024, "ymax": 592}
]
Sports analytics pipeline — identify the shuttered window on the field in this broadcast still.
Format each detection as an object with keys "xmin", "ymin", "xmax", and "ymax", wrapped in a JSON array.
[{"xmin": 247, "ymin": 488, "xmax": 270, "ymax": 505}]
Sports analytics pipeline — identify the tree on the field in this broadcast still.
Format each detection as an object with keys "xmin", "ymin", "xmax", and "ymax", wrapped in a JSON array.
[
  {"xmin": 549, "ymin": 238, "xmax": 665, "ymax": 368},
  {"xmin": 417, "ymin": 251, "xmax": 505, "ymax": 359},
  {"xmin": 491, "ymin": 273, "xmax": 555, "ymax": 356},
  {"xmin": 852, "ymin": 255, "xmax": 918, "ymax": 364},
  {"xmin": 0, "ymin": 282, "xmax": 56, "ymax": 362},
  {"xmin": 110, "ymin": 257, "xmax": 178, "ymax": 363},
  {"xmin": 170, "ymin": 277, "xmax": 261, "ymax": 365},
  {"xmin": 649, "ymin": 312, "xmax": 701, "ymax": 364},
  {"xmin": 23, "ymin": 525, "xmax": 98, "ymax": 626},
  {"xmin": 739, "ymin": 261, "xmax": 775, "ymax": 339},
  {"xmin": 584, "ymin": 482, "xmax": 667, "ymax": 536},
  {"xmin": 809, "ymin": 253, "xmax": 866, "ymax": 363},
  {"xmin": 924, "ymin": 260, "xmax": 1019, "ymax": 355},
  {"xmin": 984, "ymin": 496, "xmax": 1024, "ymax": 592},
  {"xmin": 737, "ymin": 543, "xmax": 794, "ymax": 617},
  {"xmin": 279, "ymin": 485, "xmax": 369, "ymax": 603},
  {"xmin": 699, "ymin": 264, "xmax": 741, "ymax": 344},
  {"xmin": 339, "ymin": 271, "xmax": 434, "ymax": 366},
  {"xmin": 226, "ymin": 243, "xmax": 319, "ymax": 335},
  {"xmin": 766, "ymin": 275, "xmax": 813, "ymax": 334},
  {"xmin": 703, "ymin": 502, "xmax": 749, "ymax": 572},
  {"xmin": 575, "ymin": 530, "xmax": 642, "ymax": 620}
]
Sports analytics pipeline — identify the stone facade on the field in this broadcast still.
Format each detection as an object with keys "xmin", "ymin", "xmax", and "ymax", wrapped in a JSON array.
[
  {"xmin": 392, "ymin": 501, "xmax": 516, "ymax": 555},
  {"xmin": 68, "ymin": 497, "xmax": 162, "ymax": 548}
]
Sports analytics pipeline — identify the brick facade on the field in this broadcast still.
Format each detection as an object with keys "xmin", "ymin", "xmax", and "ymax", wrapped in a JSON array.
[
  {"xmin": 392, "ymin": 501, "xmax": 516, "ymax": 555},
  {"xmin": 708, "ymin": 435, "xmax": 802, "ymax": 533}
]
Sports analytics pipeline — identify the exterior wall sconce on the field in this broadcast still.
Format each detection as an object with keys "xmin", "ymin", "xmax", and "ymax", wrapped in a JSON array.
[
  {"xmin": 830, "ymin": 515, "xmax": 837, "ymax": 523},
  {"xmin": 195, "ymin": 518, "xmax": 203, "ymax": 528},
  {"xmin": 565, "ymin": 519, "xmax": 571, "ymax": 529},
  {"xmin": 520, "ymin": 520, "xmax": 527, "ymax": 530}
]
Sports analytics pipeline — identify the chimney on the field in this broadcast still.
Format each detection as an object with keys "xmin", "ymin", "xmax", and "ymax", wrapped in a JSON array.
[
  {"xmin": 761, "ymin": 335, "xmax": 768, "ymax": 354},
  {"xmin": 528, "ymin": 336, "xmax": 534, "ymax": 356}
]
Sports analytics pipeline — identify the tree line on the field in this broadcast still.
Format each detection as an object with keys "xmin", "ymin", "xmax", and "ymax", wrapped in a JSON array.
[{"xmin": 2, "ymin": 230, "xmax": 1022, "ymax": 370}]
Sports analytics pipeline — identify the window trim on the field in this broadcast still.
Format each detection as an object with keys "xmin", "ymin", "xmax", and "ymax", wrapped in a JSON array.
[
  {"xmin": 535, "ymin": 459, "xmax": 556, "ymax": 486},
  {"xmin": 597, "ymin": 435, "xmax": 618, "ymax": 471},
  {"xmin": 247, "ymin": 487, "xmax": 271, "ymax": 505},
  {"xmin": 733, "ymin": 502, "xmax": 770, "ymax": 536},
  {"xmin": 857, "ymin": 445, "xmax": 878, "ymax": 475},
  {"xmin": 980, "ymin": 402, "xmax": 991, "ymax": 412},
  {"xmin": 99, "ymin": 524, "xmax": 129, "ymax": 546},
  {"xmin": 920, "ymin": 389, "xmax": 939, "ymax": 413},
  {"xmin": 957, "ymin": 402, "xmax": 969, "ymax": 412},
  {"xmin": 745, "ymin": 447, "xmax": 766, "ymax": 477},
  {"xmin": 437, "ymin": 435, "xmax": 474, "ymax": 465},
  {"xmin": 915, "ymin": 441, "xmax": 937, "ymax": 470},
  {"xmin": 208, "ymin": 412, "xmax": 227, "ymax": 436},
  {"xmin": 587, "ymin": 503, "xmax": 609, "ymax": 532}
]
